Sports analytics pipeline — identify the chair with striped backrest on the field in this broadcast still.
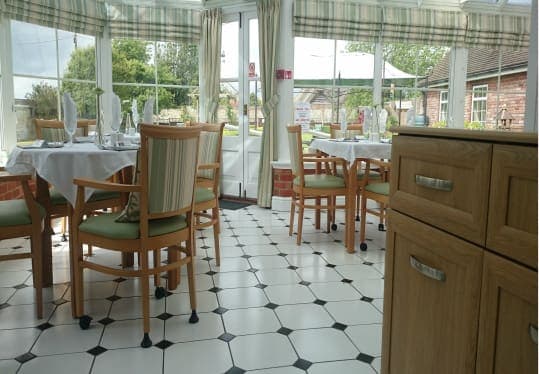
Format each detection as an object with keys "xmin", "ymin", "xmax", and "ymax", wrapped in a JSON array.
[
  {"xmin": 193, "ymin": 123, "xmax": 225, "ymax": 266},
  {"xmin": 287, "ymin": 124, "xmax": 350, "ymax": 245},
  {"xmin": 34, "ymin": 119, "xmax": 91, "ymax": 142},
  {"xmin": 329, "ymin": 123, "xmax": 363, "ymax": 139},
  {"xmin": 72, "ymin": 124, "xmax": 201, "ymax": 348},
  {"xmin": 0, "ymin": 168, "xmax": 45, "ymax": 318}
]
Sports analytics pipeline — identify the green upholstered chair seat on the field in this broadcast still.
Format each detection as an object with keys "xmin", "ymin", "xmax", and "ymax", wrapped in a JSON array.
[
  {"xmin": 50, "ymin": 188, "xmax": 121, "ymax": 206},
  {"xmin": 79, "ymin": 212, "xmax": 187, "ymax": 240},
  {"xmin": 293, "ymin": 174, "xmax": 345, "ymax": 189},
  {"xmin": 364, "ymin": 182, "xmax": 390, "ymax": 196},
  {"xmin": 335, "ymin": 168, "xmax": 383, "ymax": 180},
  {"xmin": 195, "ymin": 187, "xmax": 215, "ymax": 204},
  {"xmin": 0, "ymin": 200, "xmax": 45, "ymax": 227}
]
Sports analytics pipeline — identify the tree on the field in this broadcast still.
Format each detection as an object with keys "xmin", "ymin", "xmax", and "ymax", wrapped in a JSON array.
[{"xmin": 26, "ymin": 82, "xmax": 58, "ymax": 119}]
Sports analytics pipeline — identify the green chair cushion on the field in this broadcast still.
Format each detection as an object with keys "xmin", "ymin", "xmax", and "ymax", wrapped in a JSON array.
[
  {"xmin": 294, "ymin": 174, "xmax": 345, "ymax": 189},
  {"xmin": 50, "ymin": 188, "xmax": 121, "ymax": 206},
  {"xmin": 0, "ymin": 200, "xmax": 45, "ymax": 227},
  {"xmin": 195, "ymin": 187, "xmax": 215, "ymax": 204},
  {"xmin": 364, "ymin": 182, "xmax": 390, "ymax": 196},
  {"xmin": 79, "ymin": 212, "xmax": 187, "ymax": 240}
]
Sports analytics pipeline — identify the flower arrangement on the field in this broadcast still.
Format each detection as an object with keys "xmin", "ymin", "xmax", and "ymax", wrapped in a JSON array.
[{"xmin": 94, "ymin": 87, "xmax": 105, "ymax": 145}]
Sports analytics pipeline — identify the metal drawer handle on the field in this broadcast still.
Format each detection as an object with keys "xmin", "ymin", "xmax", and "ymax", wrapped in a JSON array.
[
  {"xmin": 410, "ymin": 256, "xmax": 446, "ymax": 282},
  {"xmin": 529, "ymin": 324, "xmax": 538, "ymax": 344},
  {"xmin": 415, "ymin": 175, "xmax": 453, "ymax": 192}
]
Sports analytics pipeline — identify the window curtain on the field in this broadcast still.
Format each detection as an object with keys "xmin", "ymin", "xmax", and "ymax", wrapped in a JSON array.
[
  {"xmin": 294, "ymin": 0, "xmax": 381, "ymax": 42},
  {"xmin": 108, "ymin": 4, "xmax": 201, "ymax": 43},
  {"xmin": 382, "ymin": 8, "xmax": 467, "ymax": 47},
  {"xmin": 465, "ymin": 13, "xmax": 529, "ymax": 50},
  {"xmin": 2, "ymin": 0, "xmax": 107, "ymax": 35},
  {"xmin": 257, "ymin": 0, "xmax": 280, "ymax": 208},
  {"xmin": 200, "ymin": 8, "xmax": 222, "ymax": 123}
]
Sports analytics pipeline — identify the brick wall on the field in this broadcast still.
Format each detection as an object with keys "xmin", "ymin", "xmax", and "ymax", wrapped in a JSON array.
[
  {"xmin": 272, "ymin": 168, "xmax": 316, "ymax": 197},
  {"xmin": 0, "ymin": 180, "xmax": 36, "ymax": 201}
]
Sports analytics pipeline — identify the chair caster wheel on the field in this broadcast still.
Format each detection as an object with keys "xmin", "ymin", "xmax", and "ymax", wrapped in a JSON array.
[
  {"xmin": 140, "ymin": 333, "xmax": 152, "ymax": 348},
  {"xmin": 378, "ymin": 224, "xmax": 385, "ymax": 232},
  {"xmin": 79, "ymin": 315, "xmax": 92, "ymax": 330},
  {"xmin": 61, "ymin": 234, "xmax": 68, "ymax": 242},
  {"xmin": 154, "ymin": 286, "xmax": 166, "ymax": 299},
  {"xmin": 360, "ymin": 242, "xmax": 368, "ymax": 251},
  {"xmin": 331, "ymin": 223, "xmax": 338, "ymax": 231},
  {"xmin": 189, "ymin": 310, "xmax": 199, "ymax": 324},
  {"xmin": 355, "ymin": 215, "xmax": 360, "ymax": 222}
]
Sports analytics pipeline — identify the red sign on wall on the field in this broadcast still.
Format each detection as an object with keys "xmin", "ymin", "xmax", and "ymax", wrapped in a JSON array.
[{"xmin": 248, "ymin": 62, "xmax": 256, "ymax": 78}]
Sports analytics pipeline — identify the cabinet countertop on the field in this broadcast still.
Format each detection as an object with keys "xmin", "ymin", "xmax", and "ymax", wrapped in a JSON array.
[{"xmin": 390, "ymin": 127, "xmax": 537, "ymax": 145}]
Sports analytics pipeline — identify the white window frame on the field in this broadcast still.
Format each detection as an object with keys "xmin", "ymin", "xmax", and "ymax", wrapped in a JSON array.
[
  {"xmin": 439, "ymin": 90, "xmax": 448, "ymax": 121},
  {"xmin": 471, "ymin": 84, "xmax": 488, "ymax": 125}
]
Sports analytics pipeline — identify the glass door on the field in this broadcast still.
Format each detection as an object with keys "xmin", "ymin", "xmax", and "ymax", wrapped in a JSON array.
[{"xmin": 219, "ymin": 13, "xmax": 261, "ymax": 200}]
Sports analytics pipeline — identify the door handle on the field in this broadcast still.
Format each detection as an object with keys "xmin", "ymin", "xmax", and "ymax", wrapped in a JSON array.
[
  {"xmin": 410, "ymin": 256, "xmax": 446, "ymax": 282},
  {"xmin": 529, "ymin": 324, "xmax": 538, "ymax": 344},
  {"xmin": 415, "ymin": 175, "xmax": 453, "ymax": 192},
  {"xmin": 243, "ymin": 104, "xmax": 248, "ymax": 116}
]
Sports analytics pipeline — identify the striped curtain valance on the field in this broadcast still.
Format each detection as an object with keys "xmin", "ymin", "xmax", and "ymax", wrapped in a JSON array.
[
  {"xmin": 466, "ymin": 13, "xmax": 529, "ymax": 50},
  {"xmin": 382, "ymin": 8, "xmax": 467, "ymax": 47},
  {"xmin": 2, "ymin": 0, "xmax": 107, "ymax": 35},
  {"xmin": 294, "ymin": 0, "xmax": 381, "ymax": 42},
  {"xmin": 108, "ymin": 5, "xmax": 201, "ymax": 43}
]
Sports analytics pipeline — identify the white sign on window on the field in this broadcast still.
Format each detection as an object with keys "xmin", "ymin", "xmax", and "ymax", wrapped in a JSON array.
[{"xmin": 295, "ymin": 102, "xmax": 311, "ymax": 131}]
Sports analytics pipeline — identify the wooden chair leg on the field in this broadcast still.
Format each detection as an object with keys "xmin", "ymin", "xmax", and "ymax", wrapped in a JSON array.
[
  {"xmin": 186, "ymin": 238, "xmax": 198, "ymax": 324},
  {"xmin": 213, "ymin": 207, "xmax": 221, "ymax": 267},
  {"xmin": 288, "ymin": 197, "xmax": 295, "ymax": 237},
  {"xmin": 297, "ymin": 198, "xmax": 304, "ymax": 245},
  {"xmin": 153, "ymin": 250, "xmax": 161, "ymax": 287},
  {"xmin": 30, "ymin": 231, "xmax": 43, "ymax": 319},
  {"xmin": 359, "ymin": 193, "xmax": 368, "ymax": 251},
  {"xmin": 139, "ymin": 250, "xmax": 152, "ymax": 348},
  {"xmin": 167, "ymin": 247, "xmax": 179, "ymax": 291}
]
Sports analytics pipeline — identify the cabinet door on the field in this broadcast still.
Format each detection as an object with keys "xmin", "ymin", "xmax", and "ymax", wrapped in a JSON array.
[
  {"xmin": 382, "ymin": 210, "xmax": 483, "ymax": 374},
  {"xmin": 487, "ymin": 144, "xmax": 537, "ymax": 269},
  {"xmin": 476, "ymin": 252, "xmax": 538, "ymax": 374}
]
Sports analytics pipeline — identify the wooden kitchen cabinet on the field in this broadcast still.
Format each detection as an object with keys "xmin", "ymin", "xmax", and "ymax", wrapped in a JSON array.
[{"xmin": 382, "ymin": 128, "xmax": 537, "ymax": 374}]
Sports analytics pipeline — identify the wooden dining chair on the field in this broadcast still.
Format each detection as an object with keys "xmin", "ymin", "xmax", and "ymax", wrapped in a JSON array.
[
  {"xmin": 359, "ymin": 159, "xmax": 391, "ymax": 251},
  {"xmin": 329, "ymin": 123, "xmax": 363, "ymax": 139},
  {"xmin": 72, "ymin": 124, "xmax": 201, "ymax": 348},
  {"xmin": 34, "ymin": 119, "xmax": 91, "ymax": 142},
  {"xmin": 193, "ymin": 123, "xmax": 225, "ymax": 266},
  {"xmin": 0, "ymin": 169, "xmax": 45, "ymax": 318},
  {"xmin": 287, "ymin": 124, "xmax": 350, "ymax": 245}
]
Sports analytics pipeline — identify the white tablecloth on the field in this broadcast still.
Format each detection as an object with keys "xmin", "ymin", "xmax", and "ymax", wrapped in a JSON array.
[
  {"xmin": 6, "ymin": 143, "xmax": 138, "ymax": 205},
  {"xmin": 310, "ymin": 139, "xmax": 391, "ymax": 162}
]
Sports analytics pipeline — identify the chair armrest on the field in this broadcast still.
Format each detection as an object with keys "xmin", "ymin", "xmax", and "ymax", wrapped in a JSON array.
[
  {"xmin": 0, "ymin": 171, "xmax": 32, "ymax": 183},
  {"xmin": 73, "ymin": 178, "xmax": 141, "ymax": 193},
  {"xmin": 303, "ymin": 157, "xmax": 346, "ymax": 164}
]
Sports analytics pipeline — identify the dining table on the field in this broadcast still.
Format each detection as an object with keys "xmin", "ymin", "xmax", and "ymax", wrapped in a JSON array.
[
  {"xmin": 5, "ymin": 142, "xmax": 138, "ymax": 293},
  {"xmin": 310, "ymin": 138, "xmax": 392, "ymax": 252}
]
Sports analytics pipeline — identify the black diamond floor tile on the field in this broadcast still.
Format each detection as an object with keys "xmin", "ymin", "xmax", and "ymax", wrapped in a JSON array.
[
  {"xmin": 52, "ymin": 298, "xmax": 67, "ymax": 306},
  {"xmin": 113, "ymin": 277, "xmax": 127, "ymax": 283},
  {"xmin": 255, "ymin": 283, "xmax": 267, "ymax": 289},
  {"xmin": 212, "ymin": 307, "xmax": 228, "ymax": 315},
  {"xmin": 156, "ymin": 312, "xmax": 173, "ymax": 321},
  {"xmin": 277, "ymin": 327, "xmax": 293, "ymax": 336},
  {"xmin": 13, "ymin": 284, "xmax": 28, "ymax": 290},
  {"xmin": 357, "ymin": 352, "xmax": 375, "ymax": 364},
  {"xmin": 313, "ymin": 299, "xmax": 327, "ymax": 306},
  {"xmin": 287, "ymin": 265, "xmax": 298, "ymax": 270},
  {"xmin": 15, "ymin": 352, "xmax": 36, "ymax": 364},
  {"xmin": 241, "ymin": 254, "xmax": 252, "ymax": 259},
  {"xmin": 36, "ymin": 322, "xmax": 54, "ymax": 331},
  {"xmin": 202, "ymin": 256, "xmax": 213, "ymax": 261},
  {"xmin": 326, "ymin": 264, "xmax": 336, "ymax": 268},
  {"xmin": 201, "ymin": 245, "xmax": 210, "ymax": 249},
  {"xmin": 87, "ymin": 346, "xmax": 108, "ymax": 356},
  {"xmin": 299, "ymin": 281, "xmax": 311, "ymax": 286},
  {"xmin": 265, "ymin": 302, "xmax": 279, "ymax": 310},
  {"xmin": 218, "ymin": 332, "xmax": 236, "ymax": 342},
  {"xmin": 208, "ymin": 287, "xmax": 223, "ymax": 293},
  {"xmin": 246, "ymin": 268, "xmax": 258, "ymax": 273},
  {"xmin": 312, "ymin": 251, "xmax": 322, "ymax": 255},
  {"xmin": 293, "ymin": 358, "xmax": 313, "ymax": 370},
  {"xmin": 155, "ymin": 340, "xmax": 174, "ymax": 350},
  {"xmin": 225, "ymin": 366, "xmax": 246, "ymax": 374},
  {"xmin": 341, "ymin": 278, "xmax": 353, "ymax": 284},
  {"xmin": 363, "ymin": 261, "xmax": 374, "ymax": 266},
  {"xmin": 0, "ymin": 303, "xmax": 9, "ymax": 310},
  {"xmin": 235, "ymin": 244, "xmax": 245, "ymax": 248},
  {"xmin": 206, "ymin": 270, "xmax": 218, "ymax": 276},
  {"xmin": 277, "ymin": 252, "xmax": 287, "ymax": 257},
  {"xmin": 332, "ymin": 322, "xmax": 348, "ymax": 331},
  {"xmin": 106, "ymin": 295, "xmax": 122, "ymax": 302},
  {"xmin": 98, "ymin": 317, "xmax": 115, "ymax": 325},
  {"xmin": 361, "ymin": 296, "xmax": 374, "ymax": 303}
]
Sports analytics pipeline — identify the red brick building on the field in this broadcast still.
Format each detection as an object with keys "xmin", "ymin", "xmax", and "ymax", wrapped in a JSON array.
[{"xmin": 425, "ymin": 49, "xmax": 528, "ymax": 130}]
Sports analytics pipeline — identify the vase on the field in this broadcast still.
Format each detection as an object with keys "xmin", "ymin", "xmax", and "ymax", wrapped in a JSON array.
[{"xmin": 95, "ymin": 109, "xmax": 105, "ymax": 146}]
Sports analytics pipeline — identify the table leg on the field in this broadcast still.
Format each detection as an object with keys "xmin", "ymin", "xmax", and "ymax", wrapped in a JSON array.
[
  {"xmin": 66, "ymin": 204, "xmax": 78, "ymax": 317},
  {"xmin": 346, "ymin": 160, "xmax": 358, "ymax": 253},
  {"xmin": 119, "ymin": 166, "xmax": 135, "ymax": 268},
  {"xmin": 167, "ymin": 247, "xmax": 179, "ymax": 290},
  {"xmin": 35, "ymin": 176, "xmax": 53, "ymax": 286}
]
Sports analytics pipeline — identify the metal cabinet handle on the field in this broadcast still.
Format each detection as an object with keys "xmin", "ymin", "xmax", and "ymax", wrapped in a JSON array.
[
  {"xmin": 410, "ymin": 256, "xmax": 446, "ymax": 282},
  {"xmin": 529, "ymin": 324, "xmax": 538, "ymax": 344},
  {"xmin": 415, "ymin": 175, "xmax": 453, "ymax": 192}
]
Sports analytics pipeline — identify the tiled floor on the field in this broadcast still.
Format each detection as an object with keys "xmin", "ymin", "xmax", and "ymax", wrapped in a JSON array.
[{"xmin": 0, "ymin": 206, "xmax": 386, "ymax": 374}]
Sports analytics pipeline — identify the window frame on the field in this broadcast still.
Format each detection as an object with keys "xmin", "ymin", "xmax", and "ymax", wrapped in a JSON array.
[
  {"xmin": 471, "ymin": 84, "xmax": 488, "ymax": 125},
  {"xmin": 439, "ymin": 90, "xmax": 448, "ymax": 121}
]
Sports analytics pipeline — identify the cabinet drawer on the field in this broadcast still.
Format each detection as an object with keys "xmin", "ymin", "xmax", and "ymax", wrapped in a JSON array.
[
  {"xmin": 487, "ymin": 145, "xmax": 537, "ymax": 269},
  {"xmin": 382, "ymin": 210, "xmax": 483, "ymax": 374},
  {"xmin": 390, "ymin": 135, "xmax": 491, "ymax": 246},
  {"xmin": 476, "ymin": 252, "xmax": 537, "ymax": 374}
]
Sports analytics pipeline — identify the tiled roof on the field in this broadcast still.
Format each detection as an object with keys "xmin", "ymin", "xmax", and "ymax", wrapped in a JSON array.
[{"xmin": 427, "ymin": 49, "xmax": 529, "ymax": 86}]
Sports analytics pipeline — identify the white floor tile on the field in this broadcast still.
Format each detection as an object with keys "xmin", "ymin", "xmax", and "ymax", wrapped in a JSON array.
[
  {"xmin": 372, "ymin": 357, "xmax": 381, "ymax": 373},
  {"xmin": 275, "ymin": 304, "xmax": 334, "ymax": 330},
  {"xmin": 109, "ymin": 296, "xmax": 166, "ymax": 320},
  {"xmin": 309, "ymin": 282, "xmax": 362, "ymax": 302},
  {"xmin": 286, "ymin": 254, "xmax": 327, "ymax": 268},
  {"xmin": 0, "ymin": 328, "xmax": 40, "ymax": 359},
  {"xmin": 218, "ymin": 288, "xmax": 268, "ymax": 309},
  {"xmin": 223, "ymin": 307, "xmax": 281, "ymax": 335},
  {"xmin": 354, "ymin": 279, "xmax": 385, "ymax": 299},
  {"xmin": 165, "ymin": 312, "xmax": 223, "ymax": 342},
  {"xmin": 101, "ymin": 318, "xmax": 164, "ymax": 349},
  {"xmin": 295, "ymin": 267, "xmax": 342, "ymax": 283},
  {"xmin": 346, "ymin": 324, "xmax": 382, "ymax": 357},
  {"xmin": 290, "ymin": 328, "xmax": 358, "ymax": 362},
  {"xmin": 213, "ymin": 271, "xmax": 258, "ymax": 289},
  {"xmin": 249, "ymin": 256, "xmax": 290, "ymax": 270},
  {"xmin": 164, "ymin": 340, "xmax": 232, "ymax": 374},
  {"xmin": 335, "ymin": 264, "xmax": 383, "ymax": 281},
  {"xmin": 265, "ymin": 284, "xmax": 315, "ymax": 305},
  {"xmin": 0, "ymin": 359, "xmax": 19, "ymax": 374},
  {"xmin": 248, "ymin": 367, "xmax": 304, "ymax": 374},
  {"xmin": 19, "ymin": 353, "xmax": 93, "ymax": 374},
  {"xmin": 230, "ymin": 333, "xmax": 297, "ymax": 371},
  {"xmin": 308, "ymin": 360, "xmax": 376, "ymax": 374},
  {"xmin": 166, "ymin": 291, "xmax": 218, "ymax": 315},
  {"xmin": 32, "ymin": 324, "xmax": 103, "ymax": 355},
  {"xmin": 325, "ymin": 300, "xmax": 382, "ymax": 325},
  {"xmin": 0, "ymin": 303, "xmax": 54, "ymax": 329},
  {"xmin": 8, "ymin": 284, "xmax": 68, "ymax": 305},
  {"xmin": 255, "ymin": 268, "xmax": 301, "ymax": 285},
  {"xmin": 210, "ymin": 257, "xmax": 250, "ymax": 272},
  {"xmin": 49, "ymin": 299, "xmax": 111, "ymax": 325},
  {"xmin": 372, "ymin": 298, "xmax": 384, "ymax": 313},
  {"xmin": 0, "ymin": 287, "xmax": 16, "ymax": 304},
  {"xmin": 0, "ymin": 271, "xmax": 30, "ymax": 288},
  {"xmin": 243, "ymin": 244, "xmax": 281, "ymax": 256},
  {"xmin": 93, "ymin": 347, "xmax": 163, "ymax": 374}
]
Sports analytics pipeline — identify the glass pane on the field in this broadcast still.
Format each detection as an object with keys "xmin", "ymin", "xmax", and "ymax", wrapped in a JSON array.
[
  {"xmin": 156, "ymin": 86, "xmax": 199, "ymax": 123},
  {"xmin": 221, "ymin": 22, "xmax": 239, "ymax": 80},
  {"xmin": 112, "ymin": 39, "xmax": 155, "ymax": 84},
  {"xmin": 58, "ymin": 30, "xmax": 95, "ymax": 80},
  {"xmin": 112, "ymin": 84, "xmax": 155, "ymax": 124},
  {"xmin": 61, "ymin": 81, "xmax": 96, "ymax": 119},
  {"xmin": 219, "ymin": 82, "xmax": 239, "ymax": 136},
  {"xmin": 11, "ymin": 21, "xmax": 57, "ymax": 77},
  {"xmin": 336, "ymin": 40, "xmax": 376, "ymax": 87},
  {"xmin": 248, "ymin": 80, "xmax": 263, "ymax": 137},
  {"xmin": 294, "ymin": 37, "xmax": 335, "ymax": 86},
  {"xmin": 156, "ymin": 41, "xmax": 199, "ymax": 86},
  {"xmin": 249, "ymin": 19, "xmax": 260, "ymax": 77},
  {"xmin": 15, "ymin": 77, "xmax": 58, "ymax": 117}
]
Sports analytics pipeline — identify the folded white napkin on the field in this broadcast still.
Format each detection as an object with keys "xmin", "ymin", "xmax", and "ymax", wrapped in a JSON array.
[
  {"xmin": 111, "ymin": 94, "xmax": 122, "ymax": 132},
  {"xmin": 62, "ymin": 93, "xmax": 77, "ymax": 134},
  {"xmin": 131, "ymin": 99, "xmax": 139, "ymax": 126},
  {"xmin": 379, "ymin": 109, "xmax": 388, "ymax": 133},
  {"xmin": 143, "ymin": 97, "xmax": 155, "ymax": 124}
]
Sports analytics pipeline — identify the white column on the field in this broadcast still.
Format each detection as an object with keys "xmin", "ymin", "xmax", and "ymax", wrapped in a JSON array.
[
  {"xmin": 0, "ymin": 17, "xmax": 17, "ymax": 155},
  {"xmin": 372, "ymin": 42, "xmax": 383, "ymax": 106},
  {"xmin": 272, "ymin": 0, "xmax": 294, "ymax": 211},
  {"xmin": 96, "ymin": 26, "xmax": 113, "ymax": 132},
  {"xmin": 524, "ymin": 0, "xmax": 538, "ymax": 132},
  {"xmin": 447, "ymin": 47, "xmax": 468, "ymax": 128}
]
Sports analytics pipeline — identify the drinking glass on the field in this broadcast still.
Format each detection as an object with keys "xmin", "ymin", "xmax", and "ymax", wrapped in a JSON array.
[{"xmin": 64, "ymin": 116, "xmax": 76, "ymax": 146}]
